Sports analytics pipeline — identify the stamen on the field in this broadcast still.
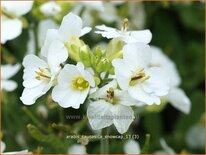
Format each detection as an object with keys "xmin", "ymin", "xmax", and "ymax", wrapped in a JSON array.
[
  {"xmin": 35, "ymin": 68, "xmax": 51, "ymax": 80},
  {"xmin": 122, "ymin": 18, "xmax": 129, "ymax": 31},
  {"xmin": 129, "ymin": 68, "xmax": 150, "ymax": 86}
]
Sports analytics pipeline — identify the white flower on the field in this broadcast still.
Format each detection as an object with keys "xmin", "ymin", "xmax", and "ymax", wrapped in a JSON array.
[
  {"xmin": 87, "ymin": 81, "xmax": 141, "ymax": 134},
  {"xmin": 155, "ymin": 139, "xmax": 175, "ymax": 154},
  {"xmin": 186, "ymin": 123, "xmax": 205, "ymax": 149},
  {"xmin": 1, "ymin": 1, "xmax": 33, "ymax": 44},
  {"xmin": 52, "ymin": 62, "xmax": 95, "ymax": 108},
  {"xmin": 112, "ymin": 43, "xmax": 170, "ymax": 105},
  {"xmin": 150, "ymin": 46, "xmax": 191, "ymax": 114},
  {"xmin": 1, "ymin": 141, "xmax": 29, "ymax": 154},
  {"xmin": 1, "ymin": 64, "xmax": 21, "ymax": 92},
  {"xmin": 124, "ymin": 140, "xmax": 141, "ymax": 154},
  {"xmin": 41, "ymin": 12, "xmax": 91, "ymax": 57},
  {"xmin": 68, "ymin": 144, "xmax": 87, "ymax": 154},
  {"xmin": 20, "ymin": 41, "xmax": 68, "ymax": 105},
  {"xmin": 95, "ymin": 23, "xmax": 152, "ymax": 44},
  {"xmin": 40, "ymin": 2, "xmax": 61, "ymax": 17}
]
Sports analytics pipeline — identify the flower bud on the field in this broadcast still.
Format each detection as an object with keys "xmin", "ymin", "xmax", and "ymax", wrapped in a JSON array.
[
  {"xmin": 96, "ymin": 58, "xmax": 110, "ymax": 73},
  {"xmin": 79, "ymin": 45, "xmax": 91, "ymax": 67},
  {"xmin": 93, "ymin": 46, "xmax": 106, "ymax": 59}
]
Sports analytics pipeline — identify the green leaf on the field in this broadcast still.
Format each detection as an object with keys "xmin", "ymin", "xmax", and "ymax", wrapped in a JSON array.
[{"xmin": 27, "ymin": 124, "xmax": 66, "ymax": 153}]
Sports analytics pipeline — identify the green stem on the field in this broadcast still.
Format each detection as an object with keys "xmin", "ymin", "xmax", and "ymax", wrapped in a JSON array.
[
  {"xmin": 22, "ymin": 106, "xmax": 49, "ymax": 133},
  {"xmin": 33, "ymin": 22, "xmax": 39, "ymax": 55},
  {"xmin": 58, "ymin": 107, "xmax": 64, "ymax": 123},
  {"xmin": 101, "ymin": 127, "xmax": 109, "ymax": 154}
]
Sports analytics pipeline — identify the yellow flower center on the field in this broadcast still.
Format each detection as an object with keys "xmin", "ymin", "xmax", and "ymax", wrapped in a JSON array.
[
  {"xmin": 72, "ymin": 77, "xmax": 89, "ymax": 91},
  {"xmin": 129, "ymin": 68, "xmax": 150, "ymax": 86},
  {"xmin": 35, "ymin": 68, "xmax": 51, "ymax": 80}
]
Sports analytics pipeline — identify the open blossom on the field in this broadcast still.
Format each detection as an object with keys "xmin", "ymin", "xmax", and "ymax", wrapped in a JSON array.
[
  {"xmin": 150, "ymin": 46, "xmax": 191, "ymax": 114},
  {"xmin": 95, "ymin": 20, "xmax": 152, "ymax": 44},
  {"xmin": 112, "ymin": 43, "xmax": 170, "ymax": 105},
  {"xmin": 1, "ymin": 64, "xmax": 21, "ymax": 92},
  {"xmin": 1, "ymin": 1, "xmax": 33, "ymax": 44},
  {"xmin": 52, "ymin": 62, "xmax": 95, "ymax": 108},
  {"xmin": 87, "ymin": 81, "xmax": 142, "ymax": 134},
  {"xmin": 41, "ymin": 12, "xmax": 91, "ymax": 57},
  {"xmin": 40, "ymin": 1, "xmax": 61, "ymax": 17},
  {"xmin": 20, "ymin": 41, "xmax": 68, "ymax": 105}
]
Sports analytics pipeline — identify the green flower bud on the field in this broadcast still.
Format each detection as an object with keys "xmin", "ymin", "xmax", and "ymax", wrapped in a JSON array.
[
  {"xmin": 94, "ymin": 76, "xmax": 101, "ymax": 86},
  {"xmin": 65, "ymin": 38, "xmax": 86, "ymax": 62},
  {"xmin": 106, "ymin": 38, "xmax": 125, "ymax": 61},
  {"xmin": 65, "ymin": 43, "xmax": 80, "ymax": 62},
  {"xmin": 79, "ymin": 45, "xmax": 91, "ymax": 67},
  {"xmin": 93, "ymin": 46, "xmax": 106, "ymax": 59},
  {"xmin": 96, "ymin": 58, "xmax": 110, "ymax": 73}
]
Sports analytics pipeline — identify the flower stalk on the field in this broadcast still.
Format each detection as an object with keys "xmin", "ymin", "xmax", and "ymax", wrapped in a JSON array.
[{"xmin": 101, "ymin": 127, "xmax": 109, "ymax": 154}]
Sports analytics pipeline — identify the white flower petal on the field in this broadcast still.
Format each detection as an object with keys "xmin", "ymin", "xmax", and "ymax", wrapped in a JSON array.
[
  {"xmin": 72, "ymin": 88, "xmax": 89, "ymax": 109},
  {"xmin": 2, "ymin": 80, "xmax": 17, "ymax": 92},
  {"xmin": 124, "ymin": 140, "xmax": 141, "ymax": 154},
  {"xmin": 167, "ymin": 87, "xmax": 191, "ymax": 114},
  {"xmin": 95, "ymin": 25, "xmax": 121, "ymax": 39},
  {"xmin": 111, "ymin": 104, "xmax": 134, "ymax": 134},
  {"xmin": 1, "ymin": 64, "xmax": 21, "ymax": 79},
  {"xmin": 20, "ymin": 82, "xmax": 50, "ymax": 105},
  {"xmin": 122, "ymin": 43, "xmax": 151, "ymax": 71},
  {"xmin": 38, "ymin": 19, "xmax": 58, "ymax": 48},
  {"xmin": 128, "ymin": 84, "xmax": 160, "ymax": 105},
  {"xmin": 22, "ymin": 55, "xmax": 48, "ymax": 88},
  {"xmin": 80, "ymin": 27, "xmax": 92, "ymax": 37},
  {"xmin": 1, "ymin": 141, "xmax": 6, "ymax": 153},
  {"xmin": 1, "ymin": 18, "xmax": 22, "ymax": 44},
  {"xmin": 52, "ymin": 86, "xmax": 82, "ymax": 108},
  {"xmin": 23, "ymin": 54, "xmax": 48, "ymax": 68},
  {"xmin": 2, "ymin": 1, "xmax": 33, "ymax": 16},
  {"xmin": 150, "ymin": 46, "xmax": 181, "ymax": 87},
  {"xmin": 116, "ymin": 90, "xmax": 144, "ymax": 107},
  {"xmin": 143, "ymin": 67, "xmax": 170, "ymax": 96},
  {"xmin": 87, "ymin": 100, "xmax": 113, "ymax": 130},
  {"xmin": 40, "ymin": 2, "xmax": 61, "ymax": 17},
  {"xmin": 23, "ymin": 68, "xmax": 43, "ymax": 88},
  {"xmin": 47, "ymin": 40, "xmax": 68, "ymax": 73},
  {"xmin": 58, "ymin": 13, "xmax": 82, "ymax": 42},
  {"xmin": 112, "ymin": 59, "xmax": 132, "ymax": 90},
  {"xmin": 40, "ymin": 29, "xmax": 59, "ymax": 57},
  {"xmin": 130, "ymin": 30, "xmax": 152, "ymax": 44}
]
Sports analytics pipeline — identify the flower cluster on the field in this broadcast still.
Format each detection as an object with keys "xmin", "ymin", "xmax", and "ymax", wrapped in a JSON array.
[{"xmin": 20, "ymin": 12, "xmax": 190, "ymax": 134}]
